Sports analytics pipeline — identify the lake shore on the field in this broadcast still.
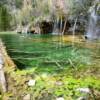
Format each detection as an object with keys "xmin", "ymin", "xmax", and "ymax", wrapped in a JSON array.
[{"xmin": 0, "ymin": 31, "xmax": 17, "ymax": 34}]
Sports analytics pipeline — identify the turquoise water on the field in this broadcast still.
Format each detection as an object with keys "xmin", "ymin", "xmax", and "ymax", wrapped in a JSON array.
[{"xmin": 0, "ymin": 34, "xmax": 100, "ymax": 73}]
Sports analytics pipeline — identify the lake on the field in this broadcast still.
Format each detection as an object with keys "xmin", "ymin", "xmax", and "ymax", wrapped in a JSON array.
[{"xmin": 0, "ymin": 33, "xmax": 100, "ymax": 74}]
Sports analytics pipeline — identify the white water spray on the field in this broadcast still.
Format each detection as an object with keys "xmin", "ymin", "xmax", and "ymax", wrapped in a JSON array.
[{"xmin": 86, "ymin": 4, "xmax": 100, "ymax": 39}]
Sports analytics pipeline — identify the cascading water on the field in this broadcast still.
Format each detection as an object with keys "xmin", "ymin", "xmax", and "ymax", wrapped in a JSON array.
[
  {"xmin": 86, "ymin": 4, "xmax": 100, "ymax": 39},
  {"xmin": 52, "ymin": 17, "xmax": 60, "ymax": 35},
  {"xmin": 51, "ymin": 0, "xmax": 69, "ymax": 35}
]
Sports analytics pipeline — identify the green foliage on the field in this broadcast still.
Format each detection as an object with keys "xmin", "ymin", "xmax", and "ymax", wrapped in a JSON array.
[
  {"xmin": 0, "ymin": 0, "xmax": 96, "ymax": 30},
  {"xmin": 15, "ymin": 0, "xmax": 23, "ymax": 8},
  {"xmin": 0, "ymin": 5, "xmax": 11, "ymax": 31},
  {"xmin": 68, "ymin": 0, "xmax": 94, "ymax": 18},
  {"xmin": 0, "ymin": 33, "xmax": 99, "ymax": 99},
  {"xmin": 5, "ymin": 68, "xmax": 100, "ymax": 99}
]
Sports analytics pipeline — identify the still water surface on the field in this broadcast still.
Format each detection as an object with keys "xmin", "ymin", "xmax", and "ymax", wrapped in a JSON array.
[{"xmin": 0, "ymin": 34, "xmax": 100, "ymax": 73}]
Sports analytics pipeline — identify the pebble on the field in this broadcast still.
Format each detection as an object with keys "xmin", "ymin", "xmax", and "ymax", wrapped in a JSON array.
[
  {"xmin": 77, "ymin": 96, "xmax": 87, "ymax": 100},
  {"xmin": 27, "ymin": 79, "xmax": 36, "ymax": 86},
  {"xmin": 55, "ymin": 81, "xmax": 63, "ymax": 86},
  {"xmin": 76, "ymin": 88, "xmax": 90, "ymax": 93},
  {"xmin": 23, "ymin": 94, "xmax": 31, "ymax": 100},
  {"xmin": 56, "ymin": 97, "xmax": 64, "ymax": 100}
]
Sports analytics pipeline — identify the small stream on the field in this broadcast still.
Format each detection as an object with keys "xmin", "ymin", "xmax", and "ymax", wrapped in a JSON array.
[{"xmin": 0, "ymin": 33, "xmax": 100, "ymax": 73}]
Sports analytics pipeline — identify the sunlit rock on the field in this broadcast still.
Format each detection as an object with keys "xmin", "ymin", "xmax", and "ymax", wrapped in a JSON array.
[
  {"xmin": 77, "ymin": 96, "xmax": 87, "ymax": 100},
  {"xmin": 23, "ymin": 94, "xmax": 31, "ymax": 100},
  {"xmin": 0, "ymin": 53, "xmax": 4, "ymax": 69},
  {"xmin": 56, "ymin": 97, "xmax": 64, "ymax": 100},
  {"xmin": 76, "ymin": 88, "xmax": 90, "ymax": 93},
  {"xmin": 41, "ymin": 73, "xmax": 48, "ymax": 78},
  {"xmin": 55, "ymin": 81, "xmax": 63, "ymax": 86},
  {"xmin": 27, "ymin": 79, "xmax": 36, "ymax": 86},
  {"xmin": 0, "ymin": 64, "xmax": 3, "ymax": 69}
]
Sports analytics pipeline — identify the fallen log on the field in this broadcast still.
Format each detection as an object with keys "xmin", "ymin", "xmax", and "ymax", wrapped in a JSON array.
[
  {"xmin": 0, "ymin": 39, "xmax": 16, "ymax": 93},
  {"xmin": 0, "ymin": 55, "xmax": 7, "ymax": 92}
]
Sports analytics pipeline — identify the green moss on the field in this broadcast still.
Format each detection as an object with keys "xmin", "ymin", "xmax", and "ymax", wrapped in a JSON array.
[{"xmin": 4, "ymin": 66, "xmax": 100, "ymax": 99}]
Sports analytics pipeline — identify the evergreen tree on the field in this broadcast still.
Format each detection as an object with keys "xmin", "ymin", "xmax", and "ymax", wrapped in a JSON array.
[{"xmin": 0, "ymin": 5, "xmax": 11, "ymax": 31}]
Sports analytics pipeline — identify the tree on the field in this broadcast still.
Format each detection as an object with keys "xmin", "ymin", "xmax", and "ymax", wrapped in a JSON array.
[{"xmin": 0, "ymin": 5, "xmax": 11, "ymax": 31}]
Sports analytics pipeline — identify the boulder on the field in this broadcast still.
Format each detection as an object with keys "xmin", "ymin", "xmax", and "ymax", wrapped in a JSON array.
[{"xmin": 23, "ymin": 94, "xmax": 31, "ymax": 100}]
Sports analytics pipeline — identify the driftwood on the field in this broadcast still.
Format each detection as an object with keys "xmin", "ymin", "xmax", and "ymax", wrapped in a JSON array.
[
  {"xmin": 42, "ymin": 60, "xmax": 65, "ymax": 69},
  {"xmin": 68, "ymin": 58, "xmax": 77, "ymax": 70}
]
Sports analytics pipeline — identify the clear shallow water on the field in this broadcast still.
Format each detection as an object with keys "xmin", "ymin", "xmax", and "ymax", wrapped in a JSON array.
[{"xmin": 0, "ymin": 34, "xmax": 100, "ymax": 73}]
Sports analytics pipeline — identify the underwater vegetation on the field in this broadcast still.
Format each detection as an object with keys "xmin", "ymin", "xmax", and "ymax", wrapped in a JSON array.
[{"xmin": 0, "ymin": 33, "xmax": 100, "ymax": 100}]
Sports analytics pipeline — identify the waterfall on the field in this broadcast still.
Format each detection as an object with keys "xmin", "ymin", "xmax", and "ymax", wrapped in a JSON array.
[
  {"xmin": 72, "ymin": 18, "xmax": 78, "ymax": 39},
  {"xmin": 51, "ymin": 0, "xmax": 69, "ymax": 35},
  {"xmin": 86, "ymin": 4, "xmax": 100, "ymax": 39},
  {"xmin": 52, "ymin": 17, "xmax": 60, "ymax": 35}
]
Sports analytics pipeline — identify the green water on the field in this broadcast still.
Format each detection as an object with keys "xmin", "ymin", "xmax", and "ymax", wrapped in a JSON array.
[{"xmin": 0, "ymin": 34, "xmax": 100, "ymax": 73}]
